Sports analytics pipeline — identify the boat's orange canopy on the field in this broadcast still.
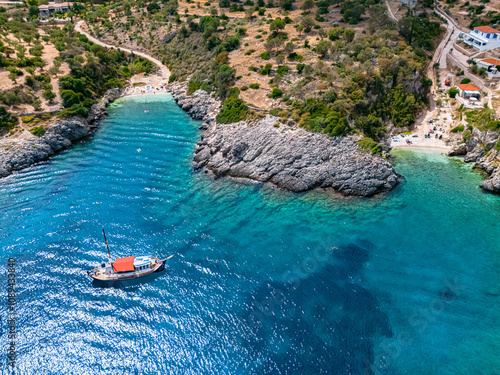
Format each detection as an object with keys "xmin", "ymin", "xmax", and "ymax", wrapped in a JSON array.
[{"xmin": 113, "ymin": 256, "xmax": 135, "ymax": 272}]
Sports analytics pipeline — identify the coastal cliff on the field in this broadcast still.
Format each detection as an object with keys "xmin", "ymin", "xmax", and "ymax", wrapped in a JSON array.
[
  {"xmin": 0, "ymin": 89, "xmax": 122, "ymax": 178},
  {"xmin": 170, "ymin": 82, "xmax": 220, "ymax": 130},
  {"xmin": 448, "ymin": 129, "xmax": 500, "ymax": 193},
  {"xmin": 193, "ymin": 118, "xmax": 399, "ymax": 196},
  {"xmin": 170, "ymin": 83, "xmax": 400, "ymax": 197}
]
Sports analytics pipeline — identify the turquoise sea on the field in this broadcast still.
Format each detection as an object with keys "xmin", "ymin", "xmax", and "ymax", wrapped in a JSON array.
[{"xmin": 0, "ymin": 94, "xmax": 499, "ymax": 374}]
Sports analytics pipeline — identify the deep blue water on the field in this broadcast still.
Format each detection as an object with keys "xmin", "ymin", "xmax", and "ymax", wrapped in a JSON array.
[{"xmin": 1, "ymin": 94, "xmax": 499, "ymax": 374}]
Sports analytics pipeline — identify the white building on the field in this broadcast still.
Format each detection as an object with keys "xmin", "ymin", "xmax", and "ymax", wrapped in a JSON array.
[
  {"xmin": 477, "ymin": 58, "xmax": 500, "ymax": 77},
  {"xmin": 462, "ymin": 26, "xmax": 500, "ymax": 51}
]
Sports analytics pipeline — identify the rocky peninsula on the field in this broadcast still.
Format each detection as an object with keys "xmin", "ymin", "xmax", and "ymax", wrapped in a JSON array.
[
  {"xmin": 449, "ymin": 129, "xmax": 500, "ymax": 194},
  {"xmin": 170, "ymin": 83, "xmax": 400, "ymax": 197},
  {"xmin": 0, "ymin": 89, "xmax": 122, "ymax": 178},
  {"xmin": 194, "ymin": 119, "xmax": 400, "ymax": 196}
]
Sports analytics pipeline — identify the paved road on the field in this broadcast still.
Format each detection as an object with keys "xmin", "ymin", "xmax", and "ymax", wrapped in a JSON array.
[
  {"xmin": 434, "ymin": 7, "xmax": 465, "ymax": 70},
  {"xmin": 75, "ymin": 20, "xmax": 170, "ymax": 80},
  {"xmin": 432, "ymin": 8, "xmax": 494, "ymax": 106}
]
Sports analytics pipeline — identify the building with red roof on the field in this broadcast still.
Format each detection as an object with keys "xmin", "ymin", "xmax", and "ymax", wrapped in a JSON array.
[
  {"xmin": 477, "ymin": 58, "xmax": 500, "ymax": 77},
  {"xmin": 461, "ymin": 26, "xmax": 500, "ymax": 51},
  {"xmin": 456, "ymin": 83, "xmax": 482, "ymax": 108}
]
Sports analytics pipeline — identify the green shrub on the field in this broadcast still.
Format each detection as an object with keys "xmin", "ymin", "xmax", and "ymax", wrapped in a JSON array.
[
  {"xmin": 41, "ymin": 88, "xmax": 56, "ymax": 103},
  {"xmin": 288, "ymin": 52, "xmax": 303, "ymax": 62},
  {"xmin": 245, "ymin": 49, "xmax": 256, "ymax": 55},
  {"xmin": 357, "ymin": 137, "xmax": 382, "ymax": 154},
  {"xmin": 270, "ymin": 88, "xmax": 283, "ymax": 98},
  {"xmin": 228, "ymin": 86, "xmax": 240, "ymax": 98},
  {"xmin": 460, "ymin": 78, "xmax": 471, "ymax": 84},
  {"xmin": 450, "ymin": 124, "xmax": 464, "ymax": 133},
  {"xmin": 269, "ymin": 108, "xmax": 280, "ymax": 116},
  {"xmin": 30, "ymin": 125, "xmax": 45, "ymax": 136},
  {"xmin": 216, "ymin": 51, "xmax": 229, "ymax": 64},
  {"xmin": 22, "ymin": 115, "xmax": 35, "ymax": 123},
  {"xmin": 187, "ymin": 80, "xmax": 201, "ymax": 95},
  {"xmin": 276, "ymin": 65, "xmax": 290, "ymax": 75},
  {"xmin": 494, "ymin": 138, "xmax": 500, "ymax": 151},
  {"xmin": 463, "ymin": 129, "xmax": 472, "ymax": 141},
  {"xmin": 486, "ymin": 120, "xmax": 500, "ymax": 131},
  {"xmin": 216, "ymin": 97, "xmax": 249, "ymax": 123},
  {"xmin": 58, "ymin": 103, "xmax": 89, "ymax": 118},
  {"xmin": 201, "ymin": 82, "xmax": 212, "ymax": 93},
  {"xmin": 33, "ymin": 119, "xmax": 41, "ymax": 124},
  {"xmin": 41, "ymin": 113, "xmax": 52, "ymax": 120},
  {"xmin": 296, "ymin": 63, "xmax": 306, "ymax": 74},
  {"xmin": 249, "ymin": 83, "xmax": 260, "ymax": 89},
  {"xmin": 260, "ymin": 51, "xmax": 270, "ymax": 60},
  {"xmin": 25, "ymin": 76, "xmax": 36, "ymax": 88},
  {"xmin": 0, "ymin": 106, "xmax": 18, "ymax": 130},
  {"xmin": 241, "ymin": 86, "xmax": 249, "ymax": 91},
  {"xmin": 260, "ymin": 63, "xmax": 272, "ymax": 75},
  {"xmin": 448, "ymin": 88, "xmax": 459, "ymax": 98}
]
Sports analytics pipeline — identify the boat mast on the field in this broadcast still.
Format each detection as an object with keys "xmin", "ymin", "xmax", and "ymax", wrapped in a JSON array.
[{"xmin": 102, "ymin": 229, "xmax": 112, "ymax": 264}]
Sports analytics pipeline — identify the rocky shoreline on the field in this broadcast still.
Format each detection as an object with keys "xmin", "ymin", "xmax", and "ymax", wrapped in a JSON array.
[
  {"xmin": 170, "ymin": 82, "xmax": 400, "ymax": 197},
  {"xmin": 169, "ymin": 82, "xmax": 221, "ymax": 130},
  {"xmin": 1, "ymin": 82, "xmax": 401, "ymax": 197},
  {"xmin": 448, "ymin": 129, "xmax": 500, "ymax": 193},
  {"xmin": 0, "ymin": 88, "xmax": 122, "ymax": 179}
]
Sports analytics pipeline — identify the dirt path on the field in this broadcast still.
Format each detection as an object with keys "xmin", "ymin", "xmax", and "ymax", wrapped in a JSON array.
[
  {"xmin": 384, "ymin": 0, "xmax": 398, "ymax": 22},
  {"xmin": 75, "ymin": 20, "xmax": 171, "ymax": 81}
]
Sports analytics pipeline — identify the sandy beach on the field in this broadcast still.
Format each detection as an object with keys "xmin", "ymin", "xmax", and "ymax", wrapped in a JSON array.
[
  {"xmin": 123, "ymin": 72, "xmax": 170, "ymax": 97},
  {"xmin": 391, "ymin": 144, "xmax": 451, "ymax": 152},
  {"xmin": 389, "ymin": 104, "xmax": 453, "ymax": 151},
  {"xmin": 390, "ymin": 134, "xmax": 451, "ymax": 151}
]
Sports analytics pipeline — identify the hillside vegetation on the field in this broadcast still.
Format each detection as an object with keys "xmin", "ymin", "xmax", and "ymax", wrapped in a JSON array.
[
  {"xmin": 0, "ymin": 0, "xmax": 445, "ymax": 149},
  {"xmin": 81, "ymin": 0, "xmax": 443, "ymax": 147},
  {"xmin": 0, "ymin": 3, "xmax": 152, "ymax": 133}
]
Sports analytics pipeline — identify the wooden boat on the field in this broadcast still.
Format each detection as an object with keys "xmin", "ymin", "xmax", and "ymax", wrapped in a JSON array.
[{"xmin": 87, "ymin": 229, "xmax": 171, "ymax": 283}]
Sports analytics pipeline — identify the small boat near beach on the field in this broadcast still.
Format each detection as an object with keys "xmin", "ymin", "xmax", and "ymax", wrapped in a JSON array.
[{"xmin": 87, "ymin": 229, "xmax": 172, "ymax": 283}]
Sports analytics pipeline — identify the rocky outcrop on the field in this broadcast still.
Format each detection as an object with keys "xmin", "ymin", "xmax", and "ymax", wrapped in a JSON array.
[
  {"xmin": 450, "ymin": 129, "xmax": 500, "ymax": 194},
  {"xmin": 0, "ymin": 88, "xmax": 123, "ymax": 178},
  {"xmin": 192, "ymin": 117, "xmax": 400, "ymax": 196},
  {"xmin": 167, "ymin": 81, "xmax": 400, "ymax": 196},
  {"xmin": 0, "ymin": 118, "xmax": 92, "ymax": 177},
  {"xmin": 474, "ymin": 147, "xmax": 500, "ymax": 193},
  {"xmin": 87, "ymin": 87, "xmax": 123, "ymax": 124},
  {"xmin": 480, "ymin": 171, "xmax": 500, "ymax": 193},
  {"xmin": 168, "ymin": 83, "xmax": 399, "ymax": 196},
  {"xmin": 448, "ymin": 143, "xmax": 467, "ymax": 156},
  {"xmin": 169, "ymin": 82, "xmax": 220, "ymax": 130}
]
